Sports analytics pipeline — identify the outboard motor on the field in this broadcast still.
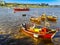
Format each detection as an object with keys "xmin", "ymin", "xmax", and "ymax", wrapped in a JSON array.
[{"xmin": 22, "ymin": 23, "xmax": 27, "ymax": 30}]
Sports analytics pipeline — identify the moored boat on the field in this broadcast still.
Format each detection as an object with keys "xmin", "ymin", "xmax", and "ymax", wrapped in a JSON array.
[
  {"xmin": 14, "ymin": 8, "xmax": 29, "ymax": 13},
  {"xmin": 30, "ymin": 17, "xmax": 41, "ymax": 25},
  {"xmin": 21, "ymin": 24, "xmax": 57, "ymax": 40},
  {"xmin": 41, "ymin": 13, "xmax": 47, "ymax": 21},
  {"xmin": 47, "ymin": 16, "xmax": 57, "ymax": 22}
]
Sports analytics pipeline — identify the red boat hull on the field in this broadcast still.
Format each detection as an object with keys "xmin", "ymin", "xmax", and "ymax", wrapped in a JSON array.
[
  {"xmin": 14, "ymin": 8, "xmax": 29, "ymax": 13},
  {"xmin": 22, "ymin": 29, "xmax": 56, "ymax": 39}
]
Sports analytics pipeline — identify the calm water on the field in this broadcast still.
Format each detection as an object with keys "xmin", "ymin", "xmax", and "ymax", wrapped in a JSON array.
[{"xmin": 0, "ymin": 7, "xmax": 60, "ymax": 44}]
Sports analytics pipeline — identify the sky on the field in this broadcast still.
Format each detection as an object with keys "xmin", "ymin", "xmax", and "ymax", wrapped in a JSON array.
[{"xmin": 4, "ymin": 0, "xmax": 60, "ymax": 5}]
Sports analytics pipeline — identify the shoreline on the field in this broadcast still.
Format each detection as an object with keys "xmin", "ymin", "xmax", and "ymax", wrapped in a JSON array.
[{"xmin": 0, "ymin": 6, "xmax": 59, "ymax": 8}]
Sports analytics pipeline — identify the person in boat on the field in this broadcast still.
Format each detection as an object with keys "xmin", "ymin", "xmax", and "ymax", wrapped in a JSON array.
[
  {"xmin": 22, "ymin": 23, "xmax": 27, "ymax": 30},
  {"xmin": 40, "ymin": 21, "xmax": 52, "ymax": 35},
  {"xmin": 40, "ymin": 27, "xmax": 48, "ymax": 35},
  {"xmin": 22, "ymin": 23, "xmax": 32, "ymax": 30},
  {"xmin": 41, "ymin": 13, "xmax": 47, "ymax": 21}
]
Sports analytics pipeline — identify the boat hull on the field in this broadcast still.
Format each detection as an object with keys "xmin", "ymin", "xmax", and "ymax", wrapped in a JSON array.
[
  {"xmin": 47, "ymin": 16, "xmax": 57, "ymax": 22},
  {"xmin": 22, "ymin": 28, "xmax": 56, "ymax": 39},
  {"xmin": 14, "ymin": 8, "xmax": 29, "ymax": 13}
]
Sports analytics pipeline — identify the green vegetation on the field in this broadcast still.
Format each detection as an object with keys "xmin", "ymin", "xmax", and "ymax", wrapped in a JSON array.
[{"xmin": 0, "ymin": 1, "xmax": 60, "ymax": 8}]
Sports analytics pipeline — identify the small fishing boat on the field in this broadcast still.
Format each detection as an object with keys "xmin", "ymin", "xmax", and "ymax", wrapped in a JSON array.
[
  {"xmin": 21, "ymin": 24, "xmax": 57, "ymax": 40},
  {"xmin": 30, "ymin": 17, "xmax": 41, "ymax": 25},
  {"xmin": 14, "ymin": 8, "xmax": 29, "ymax": 13},
  {"xmin": 41, "ymin": 13, "xmax": 47, "ymax": 21},
  {"xmin": 47, "ymin": 16, "xmax": 57, "ymax": 22}
]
